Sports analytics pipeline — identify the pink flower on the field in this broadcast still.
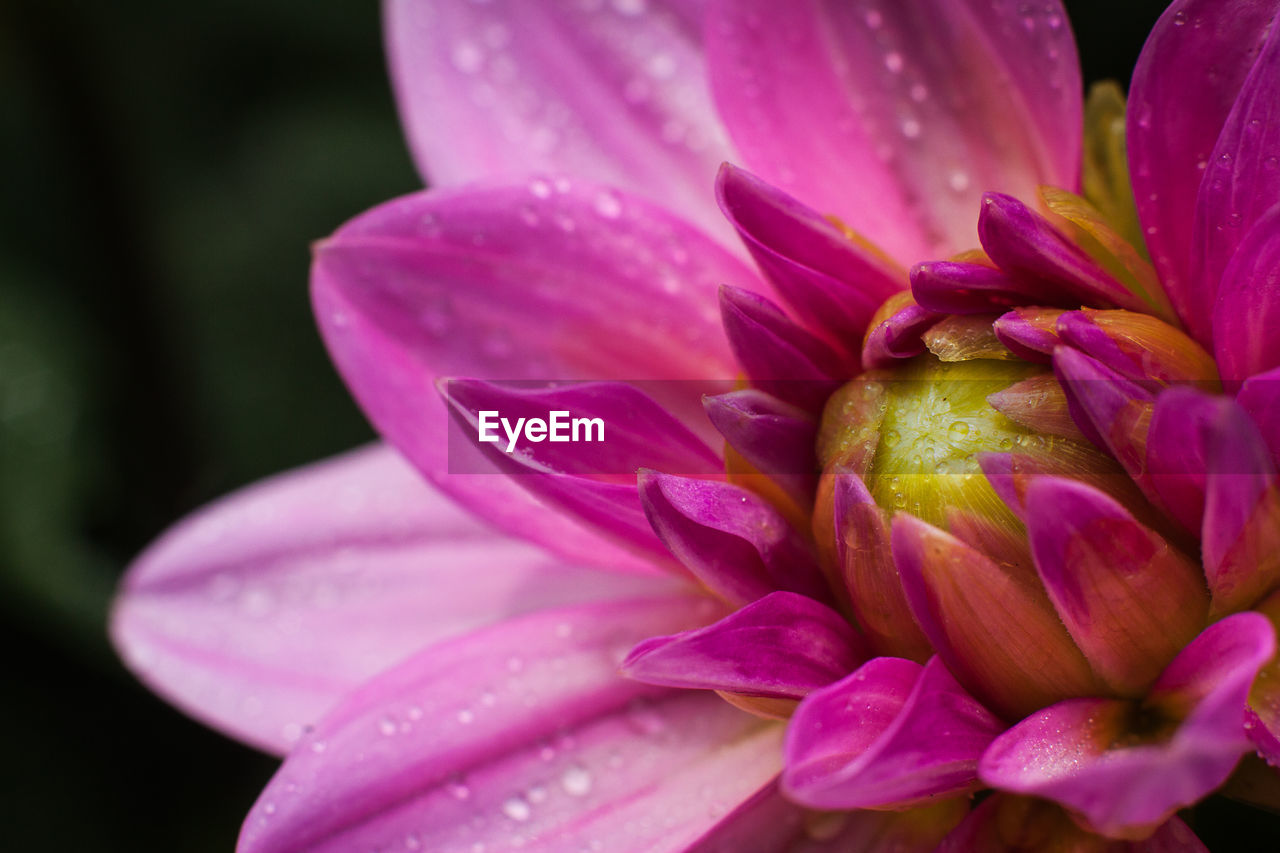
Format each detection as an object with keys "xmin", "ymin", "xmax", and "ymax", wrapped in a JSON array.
[{"xmin": 112, "ymin": 1, "xmax": 1280, "ymax": 850}]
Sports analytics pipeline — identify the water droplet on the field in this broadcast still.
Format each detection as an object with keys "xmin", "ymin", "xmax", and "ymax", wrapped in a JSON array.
[
  {"xmin": 909, "ymin": 83, "xmax": 928, "ymax": 103},
  {"xmin": 884, "ymin": 52, "xmax": 904, "ymax": 73},
  {"xmin": 526, "ymin": 785, "xmax": 549, "ymax": 804},
  {"xmin": 379, "ymin": 716, "xmax": 397, "ymax": 736},
  {"xmin": 310, "ymin": 740, "xmax": 327, "ymax": 754},
  {"xmin": 529, "ymin": 179, "xmax": 552, "ymax": 199},
  {"xmin": 457, "ymin": 709, "xmax": 475, "ymax": 725},
  {"xmin": 593, "ymin": 190, "xmax": 622, "ymax": 219},
  {"xmin": 948, "ymin": 170, "xmax": 970, "ymax": 192},
  {"xmin": 611, "ymin": 0, "xmax": 646, "ymax": 14},
  {"xmin": 900, "ymin": 118, "xmax": 921, "ymax": 139},
  {"xmin": 864, "ymin": 9, "xmax": 883, "ymax": 29},
  {"xmin": 452, "ymin": 41, "xmax": 484, "ymax": 74},
  {"xmin": 502, "ymin": 796, "xmax": 532, "ymax": 822},
  {"xmin": 948, "ymin": 421, "xmax": 970, "ymax": 440},
  {"xmin": 1173, "ymin": 10, "xmax": 1187, "ymax": 25},
  {"xmin": 519, "ymin": 205, "xmax": 540, "ymax": 227},
  {"xmin": 447, "ymin": 778, "xmax": 472, "ymax": 800},
  {"xmin": 883, "ymin": 429, "xmax": 901, "ymax": 448},
  {"xmin": 562, "ymin": 765, "xmax": 593, "ymax": 797}
]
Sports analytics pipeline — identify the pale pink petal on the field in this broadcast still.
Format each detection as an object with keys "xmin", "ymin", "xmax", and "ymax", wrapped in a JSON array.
[
  {"xmin": 1128, "ymin": 0, "xmax": 1280, "ymax": 345},
  {"xmin": 313, "ymin": 183, "xmax": 761, "ymax": 555},
  {"xmin": 385, "ymin": 0, "xmax": 735, "ymax": 239},
  {"xmin": 111, "ymin": 445, "xmax": 684, "ymax": 754},
  {"xmin": 237, "ymin": 597, "xmax": 792, "ymax": 853},
  {"xmin": 706, "ymin": 0, "xmax": 1081, "ymax": 263}
]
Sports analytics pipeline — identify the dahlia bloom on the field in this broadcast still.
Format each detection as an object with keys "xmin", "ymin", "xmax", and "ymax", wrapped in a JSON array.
[{"xmin": 113, "ymin": 0, "xmax": 1280, "ymax": 850}]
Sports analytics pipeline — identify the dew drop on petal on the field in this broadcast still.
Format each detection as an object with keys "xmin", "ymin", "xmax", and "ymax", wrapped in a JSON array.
[
  {"xmin": 502, "ymin": 796, "xmax": 532, "ymax": 822},
  {"xmin": 561, "ymin": 765, "xmax": 593, "ymax": 797},
  {"xmin": 593, "ymin": 191, "xmax": 622, "ymax": 219}
]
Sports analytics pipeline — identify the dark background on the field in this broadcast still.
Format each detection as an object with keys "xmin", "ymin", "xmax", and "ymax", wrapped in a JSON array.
[{"xmin": 4, "ymin": 1, "xmax": 1270, "ymax": 850}]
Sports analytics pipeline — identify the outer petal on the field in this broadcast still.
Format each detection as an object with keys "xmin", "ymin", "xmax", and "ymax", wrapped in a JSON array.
[
  {"xmin": 784, "ymin": 657, "xmax": 1002, "ymax": 810},
  {"xmin": 1214, "ymin": 203, "xmax": 1280, "ymax": 381},
  {"xmin": 111, "ymin": 445, "xmax": 682, "ymax": 754},
  {"xmin": 1025, "ymin": 477, "xmax": 1208, "ymax": 696},
  {"xmin": 313, "ymin": 184, "xmax": 761, "ymax": 554},
  {"xmin": 639, "ymin": 471, "xmax": 830, "ymax": 606},
  {"xmin": 707, "ymin": 0, "xmax": 1081, "ymax": 262},
  {"xmin": 1128, "ymin": 0, "xmax": 1280, "ymax": 345},
  {"xmin": 237, "ymin": 596, "xmax": 791, "ymax": 853},
  {"xmin": 622, "ymin": 591, "xmax": 866, "ymax": 699},
  {"xmin": 980, "ymin": 613, "xmax": 1276, "ymax": 838},
  {"xmin": 385, "ymin": 0, "xmax": 735, "ymax": 239}
]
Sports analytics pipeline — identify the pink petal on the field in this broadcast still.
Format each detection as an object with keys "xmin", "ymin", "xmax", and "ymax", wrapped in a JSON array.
[
  {"xmin": 993, "ymin": 307, "xmax": 1065, "ymax": 363},
  {"xmin": 111, "ymin": 445, "xmax": 682, "ymax": 754},
  {"xmin": 313, "ymin": 184, "xmax": 761, "ymax": 554},
  {"xmin": 1239, "ymin": 366, "xmax": 1280, "ymax": 465},
  {"xmin": 911, "ymin": 261, "xmax": 1059, "ymax": 315},
  {"xmin": 706, "ymin": 0, "xmax": 1081, "ymax": 263},
  {"xmin": 1128, "ymin": 0, "xmax": 1280, "ymax": 345},
  {"xmin": 1024, "ymin": 477, "xmax": 1208, "ymax": 696},
  {"xmin": 638, "ymin": 470, "xmax": 830, "ymax": 607},
  {"xmin": 979, "ymin": 612, "xmax": 1276, "ymax": 838},
  {"xmin": 385, "ymin": 0, "xmax": 735, "ymax": 240},
  {"xmin": 1201, "ymin": 400, "xmax": 1280, "ymax": 617},
  {"xmin": 861, "ymin": 298, "xmax": 942, "ymax": 369},
  {"xmin": 716, "ymin": 162, "xmax": 902, "ymax": 350},
  {"xmin": 1214, "ymin": 203, "xmax": 1280, "ymax": 381},
  {"xmin": 237, "ymin": 596, "xmax": 787, "ymax": 853},
  {"xmin": 784, "ymin": 657, "xmax": 1003, "ymax": 810},
  {"xmin": 622, "ymin": 591, "xmax": 865, "ymax": 699},
  {"xmin": 1053, "ymin": 346, "xmax": 1154, "ymax": 471}
]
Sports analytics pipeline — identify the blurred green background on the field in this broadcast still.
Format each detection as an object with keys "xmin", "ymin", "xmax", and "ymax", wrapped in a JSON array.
[{"xmin": 3, "ymin": 1, "xmax": 1273, "ymax": 850}]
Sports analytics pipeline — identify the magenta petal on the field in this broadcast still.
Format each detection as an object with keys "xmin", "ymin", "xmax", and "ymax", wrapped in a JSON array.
[
  {"xmin": 1193, "ymin": 25, "xmax": 1280, "ymax": 340},
  {"xmin": 1128, "ymin": 0, "xmax": 1280, "ymax": 345},
  {"xmin": 1201, "ymin": 400, "xmax": 1280, "ymax": 615},
  {"xmin": 1214, "ymin": 203, "xmax": 1280, "ymax": 381},
  {"xmin": 1239, "ymin": 365, "xmax": 1280, "ymax": 464},
  {"xmin": 980, "ymin": 613, "xmax": 1276, "ymax": 838},
  {"xmin": 1146, "ymin": 387, "xmax": 1224, "ymax": 533},
  {"xmin": 444, "ymin": 379, "xmax": 721, "ymax": 477},
  {"xmin": 385, "ymin": 0, "xmax": 734, "ymax": 240},
  {"xmin": 1053, "ymin": 346, "xmax": 1154, "ymax": 466},
  {"xmin": 622, "ymin": 591, "xmax": 865, "ymax": 699},
  {"xmin": 639, "ymin": 470, "xmax": 830, "ymax": 607},
  {"xmin": 716, "ymin": 163, "xmax": 901, "ymax": 350},
  {"xmin": 993, "ymin": 307, "xmax": 1063, "ymax": 363},
  {"xmin": 978, "ymin": 193, "xmax": 1147, "ymax": 312},
  {"xmin": 1024, "ymin": 477, "xmax": 1208, "ymax": 696},
  {"xmin": 911, "ymin": 261, "xmax": 1059, "ymax": 315},
  {"xmin": 784, "ymin": 657, "xmax": 1002, "ymax": 810},
  {"xmin": 237, "ymin": 597, "xmax": 790, "ymax": 853},
  {"xmin": 110, "ymin": 445, "xmax": 682, "ymax": 755},
  {"xmin": 862, "ymin": 301, "xmax": 943, "ymax": 369},
  {"xmin": 719, "ymin": 285, "xmax": 845, "ymax": 411},
  {"xmin": 703, "ymin": 390, "xmax": 818, "ymax": 506},
  {"xmin": 314, "ymin": 184, "xmax": 759, "ymax": 554},
  {"xmin": 706, "ymin": 0, "xmax": 1081, "ymax": 263}
]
